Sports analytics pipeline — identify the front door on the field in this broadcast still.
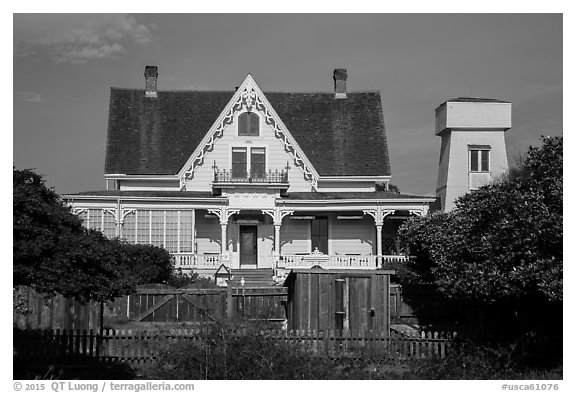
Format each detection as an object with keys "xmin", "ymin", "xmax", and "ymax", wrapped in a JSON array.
[{"xmin": 239, "ymin": 226, "xmax": 258, "ymax": 267}]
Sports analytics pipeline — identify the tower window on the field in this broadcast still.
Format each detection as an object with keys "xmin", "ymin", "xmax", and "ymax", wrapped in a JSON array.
[
  {"xmin": 238, "ymin": 112, "xmax": 259, "ymax": 136},
  {"xmin": 469, "ymin": 148, "xmax": 490, "ymax": 172}
]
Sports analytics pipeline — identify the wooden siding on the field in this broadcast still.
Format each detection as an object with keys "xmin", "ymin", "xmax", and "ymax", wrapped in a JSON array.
[
  {"xmin": 442, "ymin": 130, "xmax": 508, "ymax": 211},
  {"xmin": 194, "ymin": 211, "xmax": 221, "ymax": 254},
  {"xmin": 435, "ymin": 104, "xmax": 448, "ymax": 134},
  {"xmin": 184, "ymin": 111, "xmax": 313, "ymax": 192},
  {"xmin": 118, "ymin": 180, "xmax": 180, "ymax": 191},
  {"xmin": 280, "ymin": 219, "xmax": 310, "ymax": 254},
  {"xmin": 316, "ymin": 181, "xmax": 376, "ymax": 192},
  {"xmin": 445, "ymin": 102, "xmax": 511, "ymax": 129},
  {"xmin": 330, "ymin": 215, "xmax": 375, "ymax": 255},
  {"xmin": 257, "ymin": 224, "xmax": 274, "ymax": 268}
]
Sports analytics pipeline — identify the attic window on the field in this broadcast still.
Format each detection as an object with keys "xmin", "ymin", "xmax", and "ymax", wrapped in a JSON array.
[{"xmin": 238, "ymin": 112, "xmax": 259, "ymax": 136}]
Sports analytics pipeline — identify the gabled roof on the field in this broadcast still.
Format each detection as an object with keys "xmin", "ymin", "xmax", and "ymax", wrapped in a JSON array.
[{"xmin": 105, "ymin": 87, "xmax": 391, "ymax": 177}]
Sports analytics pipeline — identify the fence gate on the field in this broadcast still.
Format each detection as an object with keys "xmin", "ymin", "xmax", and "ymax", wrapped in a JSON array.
[{"xmin": 285, "ymin": 269, "xmax": 393, "ymax": 333}]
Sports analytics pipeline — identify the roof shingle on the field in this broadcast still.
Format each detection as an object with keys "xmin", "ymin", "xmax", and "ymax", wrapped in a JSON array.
[{"xmin": 105, "ymin": 87, "xmax": 391, "ymax": 177}]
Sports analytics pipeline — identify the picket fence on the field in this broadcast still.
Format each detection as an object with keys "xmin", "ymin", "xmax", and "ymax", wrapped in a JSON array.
[{"xmin": 14, "ymin": 328, "xmax": 457, "ymax": 365}]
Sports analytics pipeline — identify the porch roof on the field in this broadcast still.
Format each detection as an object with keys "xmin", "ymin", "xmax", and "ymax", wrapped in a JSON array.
[
  {"xmin": 63, "ymin": 190, "xmax": 221, "ymax": 201},
  {"xmin": 279, "ymin": 191, "xmax": 436, "ymax": 201}
]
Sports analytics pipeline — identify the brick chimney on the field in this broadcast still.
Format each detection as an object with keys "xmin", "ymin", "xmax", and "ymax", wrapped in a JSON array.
[
  {"xmin": 333, "ymin": 68, "xmax": 347, "ymax": 99},
  {"xmin": 145, "ymin": 65, "xmax": 158, "ymax": 98}
]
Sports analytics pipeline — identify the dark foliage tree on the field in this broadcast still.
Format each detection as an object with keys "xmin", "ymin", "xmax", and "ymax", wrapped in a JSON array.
[
  {"xmin": 397, "ymin": 137, "xmax": 562, "ymax": 339},
  {"xmin": 13, "ymin": 168, "xmax": 173, "ymax": 302}
]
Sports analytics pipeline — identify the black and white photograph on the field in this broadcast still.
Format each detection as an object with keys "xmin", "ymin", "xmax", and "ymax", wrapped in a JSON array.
[{"xmin": 11, "ymin": 9, "xmax": 564, "ymax": 387}]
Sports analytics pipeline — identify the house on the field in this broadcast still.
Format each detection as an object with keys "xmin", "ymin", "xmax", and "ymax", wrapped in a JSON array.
[{"xmin": 63, "ymin": 66, "xmax": 438, "ymax": 284}]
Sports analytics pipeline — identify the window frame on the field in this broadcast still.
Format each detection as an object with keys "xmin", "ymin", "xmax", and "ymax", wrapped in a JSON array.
[
  {"xmin": 311, "ymin": 216, "xmax": 329, "ymax": 254},
  {"xmin": 230, "ymin": 145, "xmax": 268, "ymax": 179},
  {"xmin": 468, "ymin": 146, "xmax": 491, "ymax": 173},
  {"xmin": 237, "ymin": 111, "xmax": 260, "ymax": 137}
]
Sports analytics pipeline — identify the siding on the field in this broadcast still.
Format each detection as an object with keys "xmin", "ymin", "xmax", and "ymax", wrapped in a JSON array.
[
  {"xmin": 280, "ymin": 219, "xmax": 310, "ymax": 254},
  {"xmin": 435, "ymin": 105, "xmax": 447, "ymax": 134},
  {"xmin": 330, "ymin": 215, "xmax": 375, "ymax": 255},
  {"xmin": 184, "ymin": 110, "xmax": 313, "ymax": 192},
  {"xmin": 446, "ymin": 102, "xmax": 511, "ymax": 129},
  {"xmin": 194, "ymin": 211, "xmax": 221, "ymax": 254},
  {"xmin": 119, "ymin": 180, "xmax": 180, "ymax": 191},
  {"xmin": 257, "ymin": 224, "xmax": 274, "ymax": 268},
  {"xmin": 443, "ymin": 130, "xmax": 508, "ymax": 211}
]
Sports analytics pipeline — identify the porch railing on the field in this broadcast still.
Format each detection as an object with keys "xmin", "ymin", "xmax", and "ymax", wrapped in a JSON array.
[
  {"xmin": 213, "ymin": 168, "xmax": 288, "ymax": 184},
  {"xmin": 173, "ymin": 253, "xmax": 225, "ymax": 269},
  {"xmin": 277, "ymin": 254, "xmax": 409, "ymax": 270}
]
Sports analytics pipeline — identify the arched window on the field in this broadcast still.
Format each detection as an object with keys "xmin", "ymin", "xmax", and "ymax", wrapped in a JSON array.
[{"xmin": 238, "ymin": 112, "xmax": 259, "ymax": 136}]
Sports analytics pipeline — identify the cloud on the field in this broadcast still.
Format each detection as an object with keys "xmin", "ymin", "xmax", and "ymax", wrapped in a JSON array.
[
  {"xmin": 14, "ymin": 14, "xmax": 153, "ymax": 64},
  {"xmin": 15, "ymin": 91, "xmax": 44, "ymax": 103}
]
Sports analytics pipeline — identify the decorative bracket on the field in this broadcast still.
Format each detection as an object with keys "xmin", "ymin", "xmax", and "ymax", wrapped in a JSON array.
[
  {"xmin": 262, "ymin": 208, "xmax": 294, "ymax": 226},
  {"xmin": 119, "ymin": 209, "xmax": 136, "ymax": 226},
  {"xmin": 208, "ymin": 206, "xmax": 240, "ymax": 225},
  {"xmin": 179, "ymin": 79, "xmax": 318, "ymax": 190},
  {"xmin": 408, "ymin": 209, "xmax": 423, "ymax": 217},
  {"xmin": 72, "ymin": 207, "xmax": 88, "ymax": 216},
  {"xmin": 363, "ymin": 207, "xmax": 395, "ymax": 226}
]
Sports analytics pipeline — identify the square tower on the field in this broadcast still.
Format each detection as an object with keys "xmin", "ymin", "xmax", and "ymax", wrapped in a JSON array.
[{"xmin": 435, "ymin": 98, "xmax": 511, "ymax": 212}]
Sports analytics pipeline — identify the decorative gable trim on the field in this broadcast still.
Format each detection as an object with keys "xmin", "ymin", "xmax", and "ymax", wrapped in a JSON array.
[{"xmin": 177, "ymin": 74, "xmax": 319, "ymax": 190}]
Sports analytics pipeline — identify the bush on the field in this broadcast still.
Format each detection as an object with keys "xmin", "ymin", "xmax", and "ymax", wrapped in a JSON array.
[
  {"xmin": 138, "ymin": 321, "xmax": 341, "ymax": 379},
  {"xmin": 137, "ymin": 321, "xmax": 562, "ymax": 380}
]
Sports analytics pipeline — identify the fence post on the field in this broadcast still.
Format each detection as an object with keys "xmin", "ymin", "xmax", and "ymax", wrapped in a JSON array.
[{"xmin": 226, "ymin": 282, "xmax": 234, "ymax": 319}]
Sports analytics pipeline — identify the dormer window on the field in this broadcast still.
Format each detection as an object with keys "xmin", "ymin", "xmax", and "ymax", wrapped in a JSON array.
[{"xmin": 238, "ymin": 112, "xmax": 259, "ymax": 136}]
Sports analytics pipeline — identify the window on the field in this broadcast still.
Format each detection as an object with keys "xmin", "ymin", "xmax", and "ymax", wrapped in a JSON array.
[
  {"xmin": 231, "ymin": 147, "xmax": 266, "ymax": 179},
  {"xmin": 232, "ymin": 147, "xmax": 248, "ymax": 178},
  {"xmin": 311, "ymin": 216, "xmax": 328, "ymax": 254},
  {"xmin": 251, "ymin": 147, "xmax": 266, "ymax": 178},
  {"xmin": 122, "ymin": 209, "xmax": 194, "ymax": 253},
  {"xmin": 238, "ymin": 112, "xmax": 259, "ymax": 136},
  {"xmin": 470, "ymin": 149, "xmax": 490, "ymax": 172}
]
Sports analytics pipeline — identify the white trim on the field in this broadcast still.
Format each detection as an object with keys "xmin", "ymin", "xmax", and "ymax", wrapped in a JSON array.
[
  {"xmin": 318, "ymin": 176, "xmax": 391, "ymax": 182},
  {"xmin": 177, "ymin": 74, "xmax": 319, "ymax": 189},
  {"xmin": 228, "ymin": 144, "xmax": 270, "ymax": 177},
  {"xmin": 63, "ymin": 195, "xmax": 228, "ymax": 203},
  {"xmin": 235, "ymin": 110, "xmax": 263, "ymax": 139},
  {"xmin": 277, "ymin": 198, "xmax": 436, "ymax": 204},
  {"xmin": 105, "ymin": 174, "xmax": 179, "ymax": 181}
]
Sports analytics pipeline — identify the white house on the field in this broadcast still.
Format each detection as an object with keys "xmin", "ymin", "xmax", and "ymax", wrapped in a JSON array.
[{"xmin": 67, "ymin": 66, "xmax": 507, "ymax": 284}]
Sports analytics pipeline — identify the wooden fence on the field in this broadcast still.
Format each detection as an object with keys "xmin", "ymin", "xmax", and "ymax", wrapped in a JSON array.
[
  {"xmin": 14, "ymin": 285, "xmax": 288, "ymax": 330},
  {"xmin": 14, "ymin": 328, "xmax": 457, "ymax": 366}
]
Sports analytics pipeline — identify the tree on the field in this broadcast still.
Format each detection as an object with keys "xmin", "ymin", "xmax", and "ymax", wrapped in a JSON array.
[
  {"xmin": 399, "ymin": 136, "xmax": 562, "ymax": 304},
  {"xmin": 13, "ymin": 167, "xmax": 173, "ymax": 302}
]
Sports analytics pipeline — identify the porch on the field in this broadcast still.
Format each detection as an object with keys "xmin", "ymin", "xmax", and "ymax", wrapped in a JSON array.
[{"xmin": 172, "ymin": 252, "xmax": 409, "ymax": 272}]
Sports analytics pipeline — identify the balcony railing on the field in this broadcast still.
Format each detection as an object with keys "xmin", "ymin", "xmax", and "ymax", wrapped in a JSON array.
[
  {"xmin": 173, "ymin": 253, "xmax": 226, "ymax": 269},
  {"xmin": 277, "ymin": 254, "xmax": 409, "ymax": 270},
  {"xmin": 213, "ymin": 168, "xmax": 288, "ymax": 184}
]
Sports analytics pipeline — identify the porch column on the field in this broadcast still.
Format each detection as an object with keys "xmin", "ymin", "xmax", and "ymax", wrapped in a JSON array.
[
  {"xmin": 376, "ymin": 224, "xmax": 383, "ymax": 264},
  {"xmin": 220, "ymin": 223, "xmax": 228, "ymax": 255},
  {"xmin": 274, "ymin": 224, "xmax": 281, "ymax": 256},
  {"xmin": 363, "ymin": 207, "xmax": 394, "ymax": 267},
  {"xmin": 208, "ymin": 206, "xmax": 240, "ymax": 261},
  {"xmin": 263, "ymin": 208, "xmax": 293, "ymax": 267}
]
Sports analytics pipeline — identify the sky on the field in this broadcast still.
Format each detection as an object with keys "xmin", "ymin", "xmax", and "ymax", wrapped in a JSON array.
[{"xmin": 12, "ymin": 13, "xmax": 563, "ymax": 196}]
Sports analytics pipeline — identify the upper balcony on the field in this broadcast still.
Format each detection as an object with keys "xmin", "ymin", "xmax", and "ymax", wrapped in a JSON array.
[{"xmin": 212, "ymin": 161, "xmax": 290, "ymax": 192}]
